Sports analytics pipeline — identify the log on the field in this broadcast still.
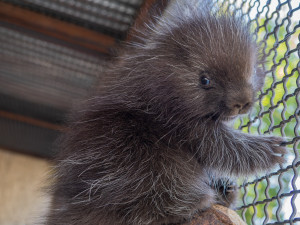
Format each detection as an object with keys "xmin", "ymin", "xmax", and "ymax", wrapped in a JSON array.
[{"xmin": 184, "ymin": 205, "xmax": 247, "ymax": 225}]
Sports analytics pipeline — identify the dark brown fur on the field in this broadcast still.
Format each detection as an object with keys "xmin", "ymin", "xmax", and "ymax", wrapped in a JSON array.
[{"xmin": 45, "ymin": 1, "xmax": 286, "ymax": 224}]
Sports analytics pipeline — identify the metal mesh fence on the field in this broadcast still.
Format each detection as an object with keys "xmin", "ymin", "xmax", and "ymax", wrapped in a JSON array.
[{"xmin": 212, "ymin": 0, "xmax": 300, "ymax": 224}]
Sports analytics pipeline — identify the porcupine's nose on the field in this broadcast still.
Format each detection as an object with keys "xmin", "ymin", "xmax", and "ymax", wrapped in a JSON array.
[
  {"xmin": 232, "ymin": 101, "xmax": 252, "ymax": 114},
  {"xmin": 227, "ymin": 87, "xmax": 253, "ymax": 115}
]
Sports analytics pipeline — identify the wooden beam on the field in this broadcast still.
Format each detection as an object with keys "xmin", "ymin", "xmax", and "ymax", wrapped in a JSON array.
[
  {"xmin": 0, "ymin": 110, "xmax": 64, "ymax": 131},
  {"xmin": 0, "ymin": 2, "xmax": 116, "ymax": 54}
]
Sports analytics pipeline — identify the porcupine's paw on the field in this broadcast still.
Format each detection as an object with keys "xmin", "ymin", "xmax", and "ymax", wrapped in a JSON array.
[
  {"xmin": 245, "ymin": 135, "xmax": 287, "ymax": 173},
  {"xmin": 213, "ymin": 178, "xmax": 238, "ymax": 208},
  {"xmin": 258, "ymin": 136, "xmax": 287, "ymax": 167}
]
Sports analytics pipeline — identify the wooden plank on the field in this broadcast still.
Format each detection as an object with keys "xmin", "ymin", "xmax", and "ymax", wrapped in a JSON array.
[
  {"xmin": 0, "ymin": 110, "xmax": 64, "ymax": 131},
  {"xmin": 0, "ymin": 2, "xmax": 116, "ymax": 54}
]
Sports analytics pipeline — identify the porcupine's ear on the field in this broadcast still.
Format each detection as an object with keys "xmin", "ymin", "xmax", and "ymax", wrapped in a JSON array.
[{"xmin": 126, "ymin": 0, "xmax": 171, "ymax": 43}]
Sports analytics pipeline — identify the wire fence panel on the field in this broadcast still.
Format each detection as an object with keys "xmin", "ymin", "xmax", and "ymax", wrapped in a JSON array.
[{"xmin": 212, "ymin": 0, "xmax": 299, "ymax": 224}]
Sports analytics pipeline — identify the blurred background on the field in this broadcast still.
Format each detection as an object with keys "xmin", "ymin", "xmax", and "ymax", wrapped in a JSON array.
[
  {"xmin": 0, "ymin": 0, "xmax": 169, "ymax": 224},
  {"xmin": 0, "ymin": 0, "xmax": 299, "ymax": 224},
  {"xmin": 0, "ymin": 0, "xmax": 171, "ymax": 158}
]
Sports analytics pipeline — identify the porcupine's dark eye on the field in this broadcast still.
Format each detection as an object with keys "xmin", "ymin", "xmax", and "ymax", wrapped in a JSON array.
[{"xmin": 200, "ymin": 76, "xmax": 210, "ymax": 86}]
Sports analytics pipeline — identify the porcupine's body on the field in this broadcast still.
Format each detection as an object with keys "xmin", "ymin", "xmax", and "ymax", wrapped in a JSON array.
[{"xmin": 45, "ymin": 1, "xmax": 286, "ymax": 224}]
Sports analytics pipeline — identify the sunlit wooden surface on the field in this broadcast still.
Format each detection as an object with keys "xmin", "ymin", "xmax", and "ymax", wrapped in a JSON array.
[{"xmin": 0, "ymin": 149, "xmax": 51, "ymax": 224}]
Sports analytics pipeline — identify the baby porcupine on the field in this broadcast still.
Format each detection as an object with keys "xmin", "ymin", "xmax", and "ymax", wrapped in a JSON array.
[{"xmin": 45, "ymin": 1, "xmax": 286, "ymax": 224}]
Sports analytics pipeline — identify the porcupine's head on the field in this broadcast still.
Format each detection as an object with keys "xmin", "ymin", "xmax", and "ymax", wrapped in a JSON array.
[{"xmin": 127, "ymin": 1, "xmax": 266, "ymax": 122}]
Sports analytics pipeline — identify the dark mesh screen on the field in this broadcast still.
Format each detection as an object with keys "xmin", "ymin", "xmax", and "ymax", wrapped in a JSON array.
[
  {"xmin": 0, "ymin": 25, "xmax": 106, "ymax": 110},
  {"xmin": 1, "ymin": 0, "xmax": 144, "ymax": 38}
]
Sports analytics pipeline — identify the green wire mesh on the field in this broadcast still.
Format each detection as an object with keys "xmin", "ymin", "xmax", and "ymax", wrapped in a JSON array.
[{"xmin": 213, "ymin": 0, "xmax": 299, "ymax": 224}]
